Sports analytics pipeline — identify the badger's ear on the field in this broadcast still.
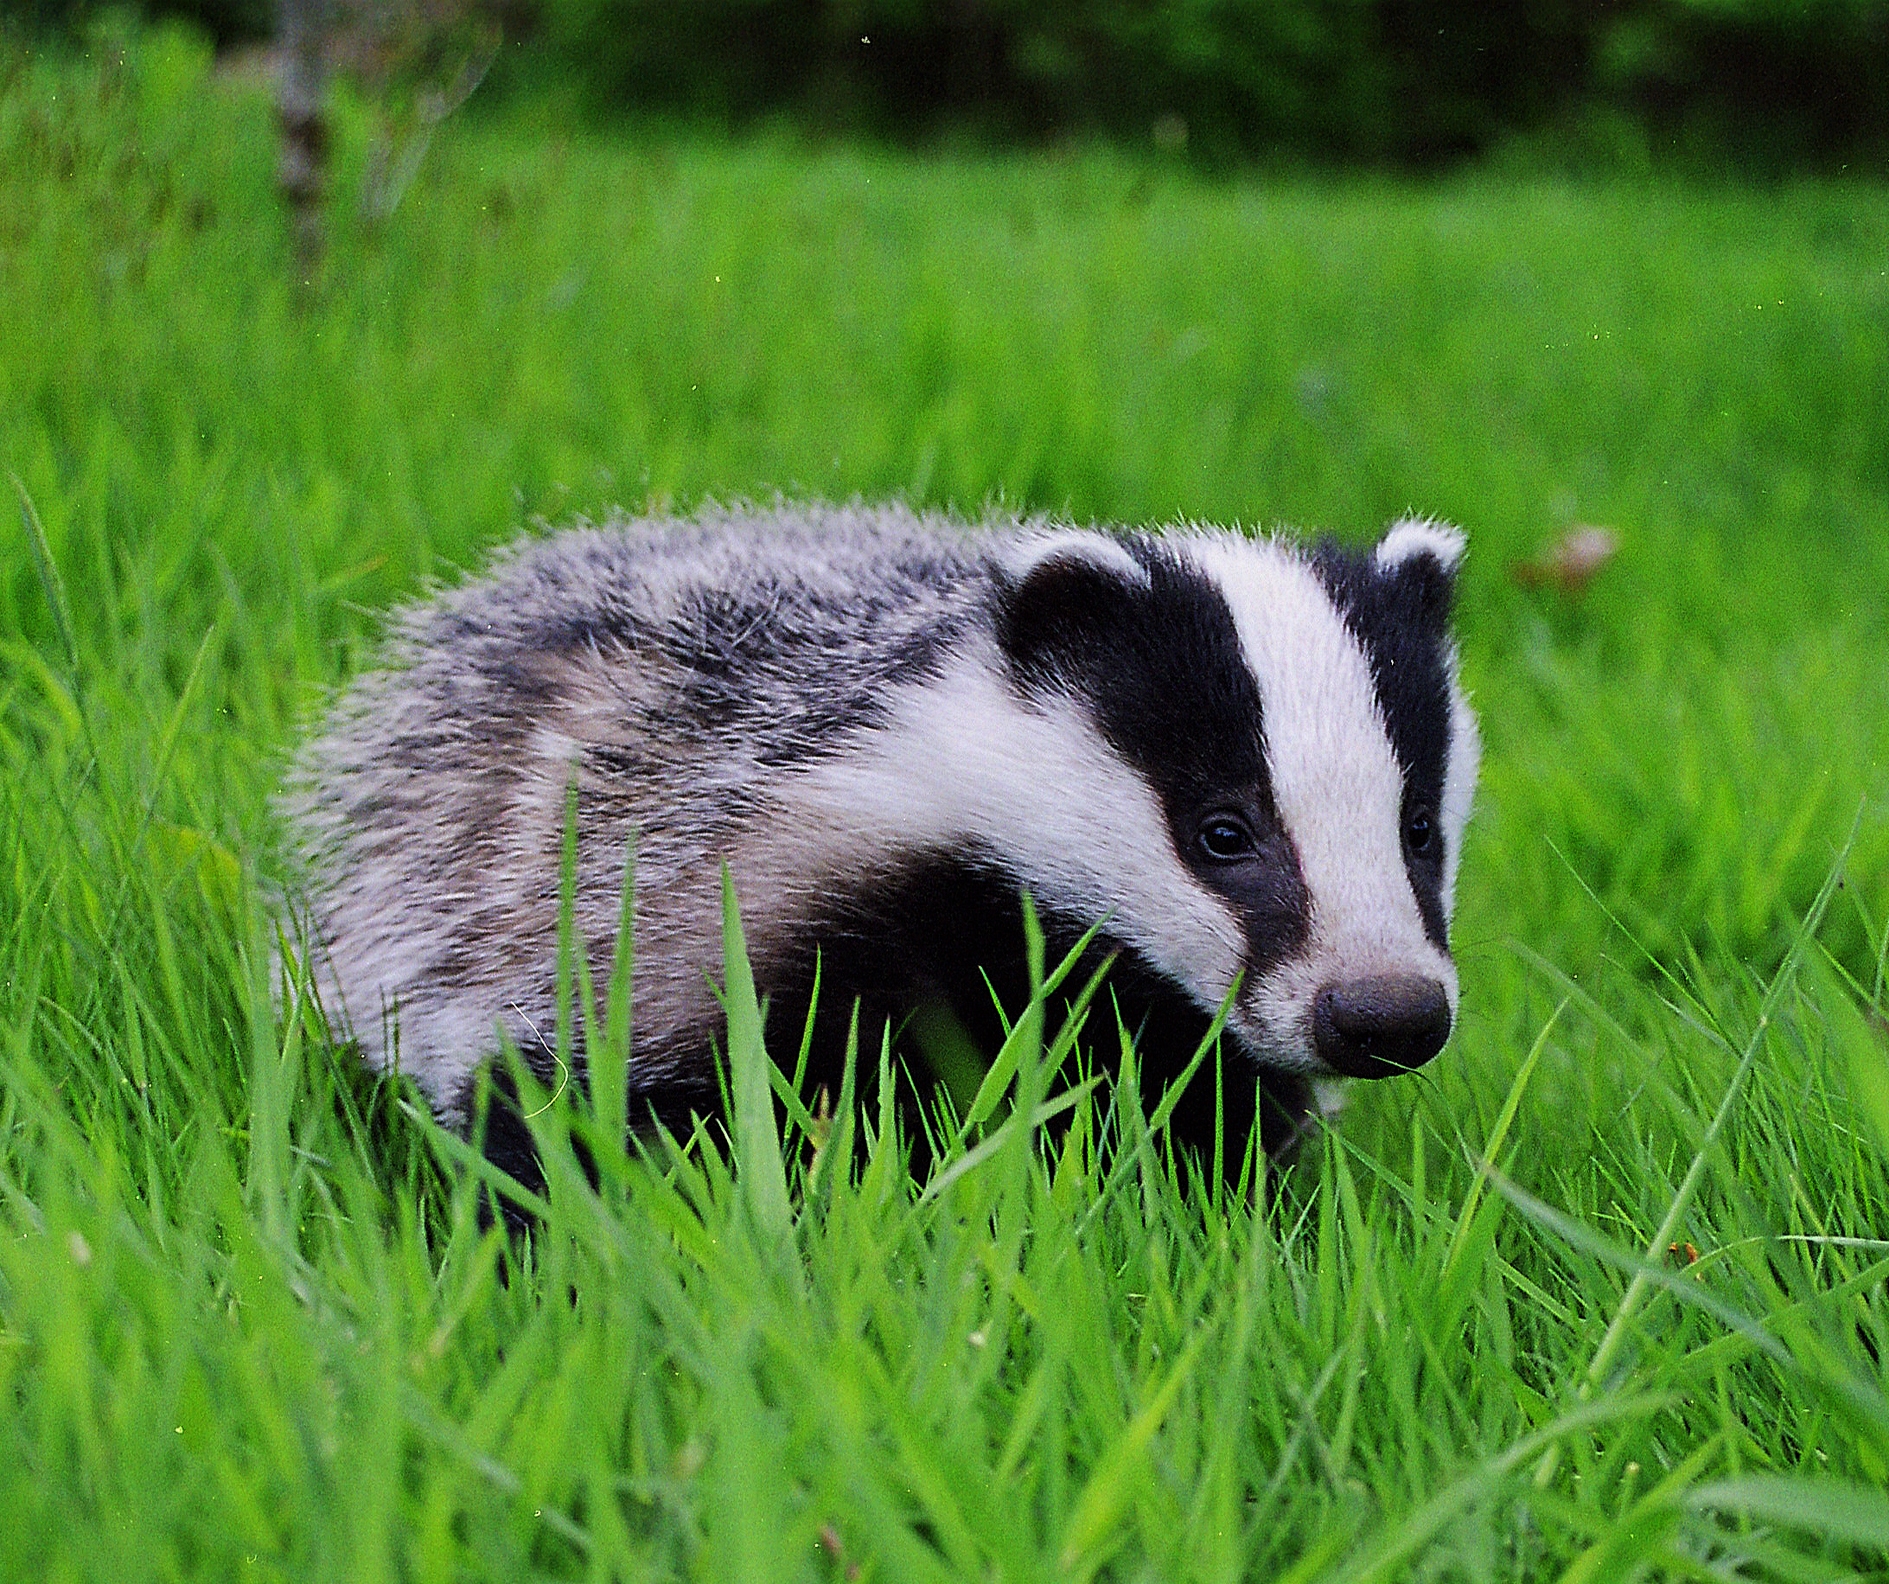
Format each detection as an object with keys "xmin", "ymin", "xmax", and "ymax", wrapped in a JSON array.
[
  {"xmin": 1003, "ymin": 530, "xmax": 1150, "ymax": 593},
  {"xmin": 1372, "ymin": 518, "xmax": 1464, "ymax": 625},
  {"xmin": 996, "ymin": 531, "xmax": 1149, "ymax": 685}
]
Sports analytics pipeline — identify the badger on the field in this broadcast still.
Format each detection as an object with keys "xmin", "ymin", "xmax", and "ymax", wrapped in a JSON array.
[{"xmin": 281, "ymin": 501, "xmax": 1478, "ymax": 1182}]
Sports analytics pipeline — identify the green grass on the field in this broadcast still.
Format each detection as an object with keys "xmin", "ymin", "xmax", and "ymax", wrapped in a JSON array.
[{"xmin": 5, "ymin": 22, "xmax": 1889, "ymax": 1581}]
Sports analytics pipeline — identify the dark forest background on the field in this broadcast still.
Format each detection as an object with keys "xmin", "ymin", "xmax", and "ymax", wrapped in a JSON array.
[{"xmin": 11, "ymin": 0, "xmax": 1889, "ymax": 172}]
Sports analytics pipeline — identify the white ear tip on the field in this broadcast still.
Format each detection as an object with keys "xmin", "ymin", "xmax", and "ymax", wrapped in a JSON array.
[
  {"xmin": 1007, "ymin": 530, "xmax": 1150, "ymax": 588},
  {"xmin": 1374, "ymin": 518, "xmax": 1466, "ymax": 573}
]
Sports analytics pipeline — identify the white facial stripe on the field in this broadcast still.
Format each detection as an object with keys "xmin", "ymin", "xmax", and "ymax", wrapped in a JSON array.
[
  {"xmin": 1177, "ymin": 534, "xmax": 1456, "ymax": 1065},
  {"xmin": 770, "ymin": 649, "xmax": 1245, "ymax": 1010}
]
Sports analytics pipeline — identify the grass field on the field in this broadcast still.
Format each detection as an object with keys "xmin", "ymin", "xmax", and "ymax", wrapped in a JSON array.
[{"xmin": 5, "ymin": 22, "xmax": 1889, "ymax": 1581}]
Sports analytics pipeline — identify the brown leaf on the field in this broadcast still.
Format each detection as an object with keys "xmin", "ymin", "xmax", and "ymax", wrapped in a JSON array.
[{"xmin": 1511, "ymin": 526, "xmax": 1620, "ymax": 595}]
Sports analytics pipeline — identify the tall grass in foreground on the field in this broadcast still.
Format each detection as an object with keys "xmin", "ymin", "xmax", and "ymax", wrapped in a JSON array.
[
  {"xmin": 5, "ymin": 26, "xmax": 1889, "ymax": 1581},
  {"xmin": 3, "ymin": 681, "xmax": 1889, "ymax": 1579}
]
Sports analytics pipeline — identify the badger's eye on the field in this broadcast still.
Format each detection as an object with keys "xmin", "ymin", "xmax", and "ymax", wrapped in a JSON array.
[
  {"xmin": 1404, "ymin": 808, "xmax": 1437, "ymax": 857},
  {"xmin": 1197, "ymin": 815, "xmax": 1258, "ymax": 863}
]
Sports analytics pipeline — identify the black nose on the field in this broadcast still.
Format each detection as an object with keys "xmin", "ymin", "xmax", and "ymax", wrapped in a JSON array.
[{"xmin": 1312, "ymin": 974, "xmax": 1452, "ymax": 1078}]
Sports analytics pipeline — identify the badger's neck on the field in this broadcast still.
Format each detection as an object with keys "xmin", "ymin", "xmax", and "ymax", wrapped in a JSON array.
[{"xmin": 753, "ymin": 648, "xmax": 1248, "ymax": 1017}]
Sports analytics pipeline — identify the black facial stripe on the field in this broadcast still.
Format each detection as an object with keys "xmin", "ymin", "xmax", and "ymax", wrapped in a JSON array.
[
  {"xmin": 1216, "ymin": 833, "xmax": 1314, "ymax": 977},
  {"xmin": 995, "ymin": 536, "xmax": 1312, "ymax": 976},
  {"xmin": 1310, "ymin": 538, "xmax": 1456, "ymax": 950},
  {"xmin": 999, "ymin": 537, "xmax": 1265, "ymax": 790}
]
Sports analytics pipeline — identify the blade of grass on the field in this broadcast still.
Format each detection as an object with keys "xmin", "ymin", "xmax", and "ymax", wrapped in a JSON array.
[
  {"xmin": 556, "ymin": 776, "xmax": 580, "ymax": 1109},
  {"xmin": 1336, "ymin": 1394, "xmax": 1674, "ymax": 1584},
  {"xmin": 1687, "ymin": 1475, "xmax": 1889, "ymax": 1551},
  {"xmin": 1534, "ymin": 838, "xmax": 1852, "ymax": 1487},
  {"xmin": 1440, "ymin": 997, "xmax": 1564, "ymax": 1285},
  {"xmin": 1074, "ymin": 973, "xmax": 1242, "ymax": 1239},
  {"xmin": 721, "ymin": 865, "xmax": 795, "ymax": 1259},
  {"xmin": 597, "ymin": 832, "xmax": 636, "ymax": 1169},
  {"xmin": 12, "ymin": 472, "xmax": 78, "ymax": 675},
  {"xmin": 1058, "ymin": 1326, "xmax": 1208, "ymax": 1579}
]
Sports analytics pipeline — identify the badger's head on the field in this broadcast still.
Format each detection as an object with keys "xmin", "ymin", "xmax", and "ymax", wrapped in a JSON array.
[{"xmin": 994, "ymin": 519, "xmax": 1478, "ymax": 1082}]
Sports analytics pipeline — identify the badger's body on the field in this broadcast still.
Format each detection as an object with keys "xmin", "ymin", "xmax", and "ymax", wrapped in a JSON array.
[{"xmin": 283, "ymin": 501, "xmax": 1478, "ymax": 1169}]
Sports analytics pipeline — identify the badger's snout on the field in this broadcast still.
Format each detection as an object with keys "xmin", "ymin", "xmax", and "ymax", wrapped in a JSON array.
[{"xmin": 1312, "ymin": 974, "xmax": 1452, "ymax": 1078}]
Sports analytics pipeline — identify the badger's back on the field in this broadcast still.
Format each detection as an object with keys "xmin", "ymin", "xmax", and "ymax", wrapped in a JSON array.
[
  {"xmin": 283, "ymin": 501, "xmax": 1478, "ymax": 1165},
  {"xmin": 285, "ymin": 502, "xmax": 997, "ymax": 1113}
]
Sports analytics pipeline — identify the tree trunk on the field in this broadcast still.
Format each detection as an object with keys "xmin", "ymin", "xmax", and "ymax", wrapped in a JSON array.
[{"xmin": 278, "ymin": 0, "xmax": 329, "ymax": 291}]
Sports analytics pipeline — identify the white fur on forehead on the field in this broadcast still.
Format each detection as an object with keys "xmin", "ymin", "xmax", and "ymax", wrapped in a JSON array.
[
  {"xmin": 1374, "ymin": 518, "xmax": 1466, "ymax": 573},
  {"xmin": 1439, "ymin": 660, "xmax": 1479, "ymax": 913},
  {"xmin": 1004, "ymin": 529, "xmax": 1151, "ymax": 589},
  {"xmin": 1177, "ymin": 532, "xmax": 1457, "ymax": 1063}
]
